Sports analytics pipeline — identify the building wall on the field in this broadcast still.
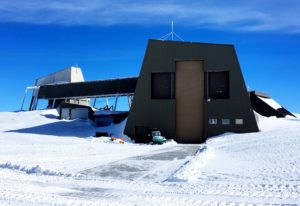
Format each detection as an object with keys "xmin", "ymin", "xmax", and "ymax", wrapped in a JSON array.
[
  {"xmin": 59, "ymin": 102, "xmax": 95, "ymax": 121},
  {"xmin": 60, "ymin": 108, "xmax": 89, "ymax": 120},
  {"xmin": 35, "ymin": 67, "xmax": 84, "ymax": 86},
  {"xmin": 125, "ymin": 40, "xmax": 258, "ymax": 143}
]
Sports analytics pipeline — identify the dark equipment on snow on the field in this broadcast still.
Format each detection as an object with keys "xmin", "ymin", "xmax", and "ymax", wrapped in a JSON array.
[{"xmin": 148, "ymin": 128, "xmax": 167, "ymax": 144}]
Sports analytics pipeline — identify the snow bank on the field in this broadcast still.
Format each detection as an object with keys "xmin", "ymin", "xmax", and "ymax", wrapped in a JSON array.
[
  {"xmin": 0, "ymin": 109, "xmax": 172, "ymax": 173},
  {"xmin": 257, "ymin": 96, "xmax": 282, "ymax": 110},
  {"xmin": 256, "ymin": 112, "xmax": 300, "ymax": 131},
  {"xmin": 1, "ymin": 109, "xmax": 300, "ymax": 205},
  {"xmin": 94, "ymin": 117, "xmax": 132, "ymax": 142},
  {"xmin": 173, "ymin": 114, "xmax": 300, "ymax": 185},
  {"xmin": 0, "ymin": 162, "xmax": 79, "ymax": 177},
  {"xmin": 168, "ymin": 145, "xmax": 215, "ymax": 182}
]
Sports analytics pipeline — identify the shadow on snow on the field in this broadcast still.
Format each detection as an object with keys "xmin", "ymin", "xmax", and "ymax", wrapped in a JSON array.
[{"xmin": 5, "ymin": 119, "xmax": 96, "ymax": 138}]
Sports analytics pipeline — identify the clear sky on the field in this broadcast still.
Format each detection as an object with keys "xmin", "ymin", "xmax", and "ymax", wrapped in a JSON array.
[{"xmin": 0, "ymin": 0, "xmax": 299, "ymax": 112}]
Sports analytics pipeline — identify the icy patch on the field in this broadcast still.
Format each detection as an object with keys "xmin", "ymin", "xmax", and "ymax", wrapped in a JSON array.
[
  {"xmin": 168, "ymin": 145, "xmax": 215, "ymax": 182},
  {"xmin": 0, "ymin": 162, "xmax": 80, "ymax": 177}
]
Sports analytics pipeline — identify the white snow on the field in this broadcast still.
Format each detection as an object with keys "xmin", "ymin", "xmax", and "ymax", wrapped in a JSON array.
[
  {"xmin": 170, "ymin": 114, "xmax": 300, "ymax": 204},
  {"xmin": 0, "ymin": 109, "xmax": 300, "ymax": 205},
  {"xmin": 258, "ymin": 96, "xmax": 282, "ymax": 110},
  {"xmin": 0, "ymin": 162, "xmax": 78, "ymax": 177},
  {"xmin": 0, "ymin": 110, "xmax": 172, "ymax": 173}
]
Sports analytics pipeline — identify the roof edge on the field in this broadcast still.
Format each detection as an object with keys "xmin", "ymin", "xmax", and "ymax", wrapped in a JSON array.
[
  {"xmin": 250, "ymin": 90, "xmax": 271, "ymax": 98},
  {"xmin": 39, "ymin": 76, "xmax": 139, "ymax": 87},
  {"xmin": 148, "ymin": 39, "xmax": 234, "ymax": 47}
]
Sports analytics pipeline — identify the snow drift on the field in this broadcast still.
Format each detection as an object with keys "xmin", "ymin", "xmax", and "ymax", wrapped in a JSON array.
[{"xmin": 0, "ymin": 109, "xmax": 300, "ymax": 205}]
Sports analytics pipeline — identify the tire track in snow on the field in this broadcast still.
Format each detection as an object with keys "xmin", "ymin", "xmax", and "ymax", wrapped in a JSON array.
[{"xmin": 167, "ymin": 126, "xmax": 300, "ymax": 203}]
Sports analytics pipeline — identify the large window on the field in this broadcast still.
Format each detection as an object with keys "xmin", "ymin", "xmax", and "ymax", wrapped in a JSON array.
[
  {"xmin": 151, "ymin": 72, "xmax": 175, "ymax": 99},
  {"xmin": 205, "ymin": 72, "xmax": 229, "ymax": 99}
]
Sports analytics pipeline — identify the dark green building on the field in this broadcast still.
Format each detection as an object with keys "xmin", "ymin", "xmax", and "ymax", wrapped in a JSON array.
[{"xmin": 124, "ymin": 40, "xmax": 258, "ymax": 143}]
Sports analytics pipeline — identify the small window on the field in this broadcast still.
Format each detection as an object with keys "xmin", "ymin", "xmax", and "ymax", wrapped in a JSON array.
[
  {"xmin": 209, "ymin": 118, "xmax": 218, "ymax": 125},
  {"xmin": 151, "ymin": 72, "xmax": 175, "ymax": 99},
  {"xmin": 222, "ymin": 119, "xmax": 230, "ymax": 125},
  {"xmin": 205, "ymin": 72, "xmax": 229, "ymax": 99},
  {"xmin": 235, "ymin": 119, "xmax": 243, "ymax": 125}
]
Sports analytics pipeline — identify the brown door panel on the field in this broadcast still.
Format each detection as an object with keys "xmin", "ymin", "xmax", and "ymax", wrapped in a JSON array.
[{"xmin": 175, "ymin": 61, "xmax": 204, "ymax": 143}]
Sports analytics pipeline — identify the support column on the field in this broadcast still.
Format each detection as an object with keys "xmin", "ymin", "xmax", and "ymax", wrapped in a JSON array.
[
  {"xmin": 52, "ymin": 99, "xmax": 56, "ymax": 108},
  {"xmin": 106, "ymin": 97, "xmax": 109, "ymax": 107},
  {"xmin": 20, "ymin": 89, "xmax": 28, "ymax": 111},
  {"xmin": 127, "ymin": 96, "xmax": 131, "ymax": 109},
  {"xmin": 93, "ymin": 97, "xmax": 97, "ymax": 108},
  {"xmin": 114, "ymin": 96, "xmax": 119, "ymax": 111}
]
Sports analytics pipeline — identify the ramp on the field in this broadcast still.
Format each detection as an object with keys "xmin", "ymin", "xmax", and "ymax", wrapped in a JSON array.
[{"xmin": 79, "ymin": 145, "xmax": 199, "ymax": 182}]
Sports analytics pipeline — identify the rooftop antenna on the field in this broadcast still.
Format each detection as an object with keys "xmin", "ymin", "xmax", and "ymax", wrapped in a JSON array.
[
  {"xmin": 159, "ymin": 21, "xmax": 184, "ymax": 41},
  {"xmin": 171, "ymin": 21, "xmax": 174, "ymax": 40}
]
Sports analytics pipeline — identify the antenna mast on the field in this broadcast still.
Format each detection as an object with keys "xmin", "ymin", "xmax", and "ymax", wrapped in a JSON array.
[
  {"xmin": 159, "ymin": 21, "xmax": 184, "ymax": 41},
  {"xmin": 171, "ymin": 21, "xmax": 174, "ymax": 40}
]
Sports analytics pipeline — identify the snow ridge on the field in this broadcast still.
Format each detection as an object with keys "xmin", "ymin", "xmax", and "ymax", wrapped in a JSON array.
[
  {"xmin": 0, "ymin": 162, "xmax": 80, "ymax": 178},
  {"xmin": 168, "ymin": 145, "xmax": 215, "ymax": 182}
]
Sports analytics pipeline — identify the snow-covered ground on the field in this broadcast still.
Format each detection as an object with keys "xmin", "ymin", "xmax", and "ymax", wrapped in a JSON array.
[{"xmin": 0, "ymin": 110, "xmax": 300, "ymax": 205}]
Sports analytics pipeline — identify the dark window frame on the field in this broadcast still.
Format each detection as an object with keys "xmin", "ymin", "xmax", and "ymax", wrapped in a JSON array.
[
  {"xmin": 151, "ymin": 72, "xmax": 175, "ymax": 99},
  {"xmin": 205, "ymin": 71, "xmax": 230, "ymax": 100}
]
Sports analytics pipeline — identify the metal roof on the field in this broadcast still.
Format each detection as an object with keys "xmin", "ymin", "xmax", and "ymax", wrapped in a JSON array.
[{"xmin": 38, "ymin": 77, "xmax": 138, "ymax": 99}]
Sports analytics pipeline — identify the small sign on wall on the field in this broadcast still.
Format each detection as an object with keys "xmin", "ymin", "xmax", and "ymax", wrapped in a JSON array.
[
  {"xmin": 209, "ymin": 118, "xmax": 218, "ymax": 125},
  {"xmin": 235, "ymin": 119, "xmax": 244, "ymax": 125}
]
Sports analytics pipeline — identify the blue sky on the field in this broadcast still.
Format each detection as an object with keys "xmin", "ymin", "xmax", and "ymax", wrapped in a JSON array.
[{"xmin": 0, "ymin": 0, "xmax": 299, "ymax": 112}]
